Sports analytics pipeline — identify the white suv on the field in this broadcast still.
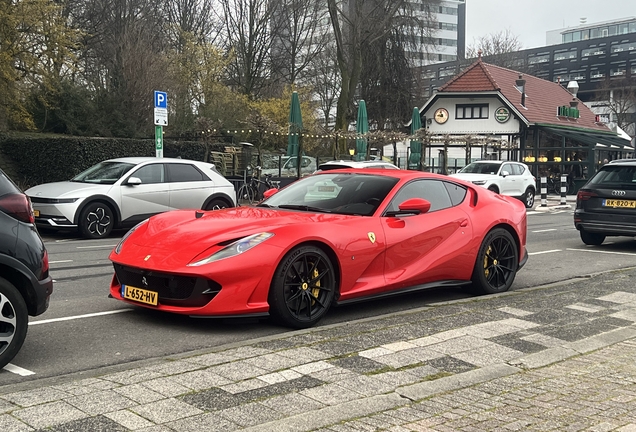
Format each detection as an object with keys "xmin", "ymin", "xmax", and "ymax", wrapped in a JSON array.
[{"xmin": 450, "ymin": 160, "xmax": 536, "ymax": 208}]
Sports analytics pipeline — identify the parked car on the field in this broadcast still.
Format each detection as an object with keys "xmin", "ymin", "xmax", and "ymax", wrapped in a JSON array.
[
  {"xmin": 261, "ymin": 156, "xmax": 317, "ymax": 177},
  {"xmin": 0, "ymin": 168, "xmax": 53, "ymax": 370},
  {"xmin": 574, "ymin": 159, "xmax": 636, "ymax": 245},
  {"xmin": 109, "ymin": 169, "xmax": 527, "ymax": 329},
  {"xmin": 450, "ymin": 160, "xmax": 536, "ymax": 208},
  {"xmin": 26, "ymin": 157, "xmax": 237, "ymax": 239},
  {"xmin": 316, "ymin": 160, "xmax": 400, "ymax": 171}
]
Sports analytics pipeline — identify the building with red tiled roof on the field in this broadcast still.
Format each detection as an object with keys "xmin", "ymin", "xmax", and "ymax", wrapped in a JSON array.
[{"xmin": 419, "ymin": 57, "xmax": 632, "ymax": 182}]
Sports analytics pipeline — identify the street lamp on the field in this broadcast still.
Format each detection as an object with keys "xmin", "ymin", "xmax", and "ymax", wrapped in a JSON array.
[{"xmin": 348, "ymin": 148, "xmax": 355, "ymax": 160}]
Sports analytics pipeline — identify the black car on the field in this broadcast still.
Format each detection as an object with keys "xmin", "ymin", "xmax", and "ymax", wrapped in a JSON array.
[
  {"xmin": 0, "ymin": 168, "xmax": 53, "ymax": 370},
  {"xmin": 574, "ymin": 160, "xmax": 636, "ymax": 245}
]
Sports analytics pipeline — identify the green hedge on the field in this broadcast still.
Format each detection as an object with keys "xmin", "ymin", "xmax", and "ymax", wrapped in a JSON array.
[{"xmin": 0, "ymin": 133, "xmax": 227, "ymax": 188}]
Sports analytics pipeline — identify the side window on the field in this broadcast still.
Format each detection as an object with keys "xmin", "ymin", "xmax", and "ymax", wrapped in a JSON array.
[
  {"xmin": 130, "ymin": 164, "xmax": 165, "ymax": 184},
  {"xmin": 444, "ymin": 181, "xmax": 468, "ymax": 206},
  {"xmin": 386, "ymin": 180, "xmax": 453, "ymax": 213},
  {"xmin": 501, "ymin": 163, "xmax": 514, "ymax": 175},
  {"xmin": 510, "ymin": 164, "xmax": 523, "ymax": 176},
  {"xmin": 302, "ymin": 157, "xmax": 311, "ymax": 168},
  {"xmin": 167, "ymin": 164, "xmax": 206, "ymax": 182}
]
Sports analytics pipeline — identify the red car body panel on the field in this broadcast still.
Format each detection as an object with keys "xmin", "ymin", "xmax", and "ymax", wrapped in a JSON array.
[{"xmin": 109, "ymin": 169, "xmax": 527, "ymax": 317}]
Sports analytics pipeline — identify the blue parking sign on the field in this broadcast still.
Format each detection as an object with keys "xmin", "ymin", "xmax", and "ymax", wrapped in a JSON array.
[{"xmin": 154, "ymin": 91, "xmax": 167, "ymax": 109}]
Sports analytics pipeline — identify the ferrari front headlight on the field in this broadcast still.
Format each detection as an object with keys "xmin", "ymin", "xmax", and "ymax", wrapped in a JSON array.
[{"xmin": 188, "ymin": 232, "xmax": 274, "ymax": 266}]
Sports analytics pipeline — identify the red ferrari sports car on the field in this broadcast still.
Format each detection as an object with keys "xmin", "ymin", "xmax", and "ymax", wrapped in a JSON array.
[{"xmin": 109, "ymin": 169, "xmax": 527, "ymax": 328}]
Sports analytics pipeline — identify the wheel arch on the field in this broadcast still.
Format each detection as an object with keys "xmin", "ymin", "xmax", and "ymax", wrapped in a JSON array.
[
  {"xmin": 73, "ymin": 196, "xmax": 121, "ymax": 227},
  {"xmin": 490, "ymin": 223, "xmax": 521, "ymax": 259},
  {"xmin": 277, "ymin": 240, "xmax": 342, "ymax": 299},
  {"xmin": 0, "ymin": 259, "xmax": 38, "ymax": 315},
  {"xmin": 202, "ymin": 193, "xmax": 235, "ymax": 209}
]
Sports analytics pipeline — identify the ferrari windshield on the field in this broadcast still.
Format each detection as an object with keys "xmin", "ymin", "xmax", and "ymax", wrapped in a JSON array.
[
  {"xmin": 71, "ymin": 161, "xmax": 136, "ymax": 184},
  {"xmin": 261, "ymin": 173, "xmax": 399, "ymax": 216},
  {"xmin": 459, "ymin": 162, "xmax": 502, "ymax": 175}
]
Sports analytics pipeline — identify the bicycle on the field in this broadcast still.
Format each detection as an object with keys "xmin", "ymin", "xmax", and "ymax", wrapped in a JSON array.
[
  {"xmin": 545, "ymin": 176, "xmax": 574, "ymax": 195},
  {"xmin": 237, "ymin": 168, "xmax": 280, "ymax": 205}
]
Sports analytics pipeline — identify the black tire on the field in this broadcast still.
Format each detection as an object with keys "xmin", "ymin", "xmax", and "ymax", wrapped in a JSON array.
[
  {"xmin": 205, "ymin": 198, "xmax": 231, "ymax": 211},
  {"xmin": 471, "ymin": 228, "xmax": 518, "ymax": 294},
  {"xmin": 523, "ymin": 187, "xmax": 535, "ymax": 209},
  {"xmin": 237, "ymin": 185, "xmax": 256, "ymax": 205},
  {"xmin": 79, "ymin": 202, "xmax": 114, "ymax": 239},
  {"xmin": 580, "ymin": 230, "xmax": 605, "ymax": 246},
  {"xmin": 269, "ymin": 245, "xmax": 336, "ymax": 329},
  {"xmin": 0, "ymin": 277, "xmax": 29, "ymax": 370}
]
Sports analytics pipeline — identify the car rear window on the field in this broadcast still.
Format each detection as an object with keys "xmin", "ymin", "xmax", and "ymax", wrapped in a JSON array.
[{"xmin": 588, "ymin": 165, "xmax": 636, "ymax": 190}]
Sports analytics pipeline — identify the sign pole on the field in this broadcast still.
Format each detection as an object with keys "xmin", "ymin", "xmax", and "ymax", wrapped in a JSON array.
[
  {"xmin": 153, "ymin": 90, "xmax": 168, "ymax": 158},
  {"xmin": 155, "ymin": 125, "xmax": 163, "ymax": 158}
]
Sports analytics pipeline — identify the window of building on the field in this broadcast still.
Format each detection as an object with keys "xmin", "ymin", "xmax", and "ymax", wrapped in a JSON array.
[
  {"xmin": 554, "ymin": 49, "xmax": 577, "ymax": 61},
  {"xmin": 439, "ymin": 22, "xmax": 457, "ymax": 31},
  {"xmin": 610, "ymin": 62, "xmax": 627, "ymax": 77},
  {"xmin": 438, "ymin": 6, "xmax": 458, "ymax": 15},
  {"xmin": 630, "ymin": 22, "xmax": 636, "ymax": 33},
  {"xmin": 569, "ymin": 69, "xmax": 587, "ymax": 81},
  {"xmin": 612, "ymin": 41, "xmax": 636, "ymax": 53},
  {"xmin": 455, "ymin": 104, "xmax": 489, "ymax": 120},
  {"xmin": 582, "ymin": 47, "xmax": 605, "ymax": 57},
  {"xmin": 563, "ymin": 32, "xmax": 573, "ymax": 43},
  {"xmin": 619, "ymin": 23, "xmax": 629, "ymax": 34},
  {"xmin": 528, "ymin": 53, "xmax": 550, "ymax": 64},
  {"xmin": 439, "ymin": 54, "xmax": 457, "ymax": 62},
  {"xmin": 439, "ymin": 38, "xmax": 457, "ymax": 47},
  {"xmin": 590, "ymin": 69, "xmax": 606, "ymax": 79}
]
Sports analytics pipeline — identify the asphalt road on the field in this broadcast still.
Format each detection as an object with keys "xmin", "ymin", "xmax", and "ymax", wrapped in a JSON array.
[{"xmin": 2, "ymin": 208, "xmax": 636, "ymax": 387}]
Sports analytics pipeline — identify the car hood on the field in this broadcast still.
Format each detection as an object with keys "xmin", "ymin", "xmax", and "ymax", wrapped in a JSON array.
[
  {"xmin": 128, "ymin": 206, "xmax": 350, "ymax": 250},
  {"xmin": 26, "ymin": 181, "xmax": 112, "ymax": 199},
  {"xmin": 450, "ymin": 173, "xmax": 498, "ymax": 182}
]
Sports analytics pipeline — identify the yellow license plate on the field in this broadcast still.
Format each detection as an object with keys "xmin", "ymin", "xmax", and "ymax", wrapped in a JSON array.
[
  {"xmin": 123, "ymin": 285, "xmax": 158, "ymax": 306},
  {"xmin": 603, "ymin": 199, "xmax": 636, "ymax": 208},
  {"xmin": 33, "ymin": 209, "xmax": 40, "ymax": 217}
]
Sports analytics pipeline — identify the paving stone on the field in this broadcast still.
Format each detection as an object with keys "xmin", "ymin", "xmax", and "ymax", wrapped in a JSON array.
[
  {"xmin": 141, "ymin": 377, "xmax": 192, "ymax": 398},
  {"xmin": 105, "ymin": 410, "xmax": 155, "ymax": 430},
  {"xmin": 113, "ymin": 384, "xmax": 165, "ymax": 404},
  {"xmin": 328, "ymin": 355, "xmax": 387, "ymax": 374},
  {"xmin": 243, "ymin": 352, "xmax": 304, "ymax": 371},
  {"xmin": 13, "ymin": 401, "xmax": 87, "ymax": 429},
  {"xmin": 165, "ymin": 412, "xmax": 240, "ymax": 432},
  {"xmin": 174, "ymin": 369, "xmax": 232, "ymax": 391},
  {"xmin": 300, "ymin": 383, "xmax": 364, "ymax": 406},
  {"xmin": 179, "ymin": 387, "xmax": 241, "ymax": 411},
  {"xmin": 43, "ymin": 415, "xmax": 129, "ymax": 431},
  {"xmin": 0, "ymin": 414, "xmax": 33, "ymax": 432},
  {"xmin": 208, "ymin": 360, "xmax": 268, "ymax": 381},
  {"xmin": 132, "ymin": 398, "xmax": 203, "ymax": 423},
  {"xmin": 217, "ymin": 401, "xmax": 284, "ymax": 427},
  {"xmin": 1, "ymin": 387, "xmax": 69, "ymax": 408},
  {"xmin": 65, "ymin": 389, "xmax": 137, "ymax": 415},
  {"xmin": 259, "ymin": 392, "xmax": 326, "ymax": 415}
]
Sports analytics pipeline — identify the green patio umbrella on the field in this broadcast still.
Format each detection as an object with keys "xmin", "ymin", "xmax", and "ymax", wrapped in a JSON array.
[
  {"xmin": 355, "ymin": 100, "xmax": 368, "ymax": 161},
  {"xmin": 286, "ymin": 91, "xmax": 303, "ymax": 157},
  {"xmin": 409, "ymin": 107, "xmax": 422, "ymax": 170}
]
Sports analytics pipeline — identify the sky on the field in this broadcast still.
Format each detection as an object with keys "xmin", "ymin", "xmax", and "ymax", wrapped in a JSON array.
[{"xmin": 465, "ymin": 0, "xmax": 636, "ymax": 49}]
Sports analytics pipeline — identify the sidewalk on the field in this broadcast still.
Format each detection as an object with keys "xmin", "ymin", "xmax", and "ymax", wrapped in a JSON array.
[
  {"xmin": 2, "ymin": 268, "xmax": 636, "ymax": 431},
  {"xmin": 533, "ymin": 193, "xmax": 576, "ymax": 211}
]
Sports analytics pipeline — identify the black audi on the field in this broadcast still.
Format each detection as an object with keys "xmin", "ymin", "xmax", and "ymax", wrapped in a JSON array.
[{"xmin": 574, "ymin": 159, "xmax": 636, "ymax": 245}]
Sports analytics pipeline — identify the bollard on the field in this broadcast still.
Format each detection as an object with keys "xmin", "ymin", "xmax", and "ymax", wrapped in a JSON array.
[
  {"xmin": 540, "ymin": 177, "xmax": 547, "ymax": 207},
  {"xmin": 560, "ymin": 175, "xmax": 567, "ymax": 205}
]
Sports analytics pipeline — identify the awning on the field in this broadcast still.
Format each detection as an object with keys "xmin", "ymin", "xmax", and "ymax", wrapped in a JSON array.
[{"xmin": 540, "ymin": 126, "xmax": 633, "ymax": 150}]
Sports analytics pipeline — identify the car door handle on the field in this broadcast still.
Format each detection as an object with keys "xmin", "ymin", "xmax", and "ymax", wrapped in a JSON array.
[{"xmin": 460, "ymin": 219, "xmax": 468, "ymax": 227}]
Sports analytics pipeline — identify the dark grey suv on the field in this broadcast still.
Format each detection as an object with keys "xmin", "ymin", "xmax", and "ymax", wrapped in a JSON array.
[
  {"xmin": 0, "ymin": 168, "xmax": 53, "ymax": 370},
  {"xmin": 574, "ymin": 160, "xmax": 636, "ymax": 245}
]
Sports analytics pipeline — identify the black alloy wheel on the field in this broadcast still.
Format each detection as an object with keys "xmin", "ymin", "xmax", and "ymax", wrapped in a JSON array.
[
  {"xmin": 471, "ymin": 228, "xmax": 518, "ymax": 294},
  {"xmin": 79, "ymin": 202, "xmax": 114, "ymax": 239},
  {"xmin": 269, "ymin": 245, "xmax": 336, "ymax": 329},
  {"xmin": 0, "ymin": 277, "xmax": 29, "ymax": 370}
]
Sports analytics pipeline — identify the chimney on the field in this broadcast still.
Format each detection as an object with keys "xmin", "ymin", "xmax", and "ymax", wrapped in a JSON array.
[
  {"xmin": 569, "ymin": 98, "xmax": 578, "ymax": 109},
  {"xmin": 566, "ymin": 80, "xmax": 579, "ymax": 98},
  {"xmin": 515, "ymin": 74, "xmax": 526, "ymax": 107}
]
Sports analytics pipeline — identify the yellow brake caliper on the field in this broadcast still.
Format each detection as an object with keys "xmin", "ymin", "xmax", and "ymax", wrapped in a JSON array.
[
  {"xmin": 483, "ymin": 245, "xmax": 492, "ymax": 277},
  {"xmin": 311, "ymin": 267, "xmax": 320, "ymax": 303}
]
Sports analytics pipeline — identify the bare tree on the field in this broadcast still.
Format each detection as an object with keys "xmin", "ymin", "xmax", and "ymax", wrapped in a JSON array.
[
  {"xmin": 466, "ymin": 29, "xmax": 523, "ymax": 69},
  {"xmin": 327, "ymin": 0, "xmax": 438, "ymax": 153},
  {"xmin": 594, "ymin": 77, "xmax": 636, "ymax": 138},
  {"xmin": 270, "ymin": 0, "xmax": 329, "ymax": 88},
  {"xmin": 216, "ymin": 0, "xmax": 281, "ymax": 98},
  {"xmin": 309, "ymin": 44, "xmax": 340, "ymax": 130}
]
